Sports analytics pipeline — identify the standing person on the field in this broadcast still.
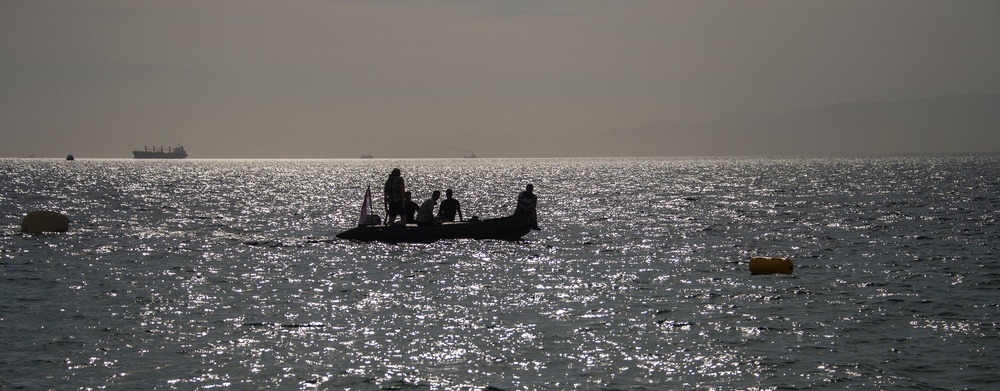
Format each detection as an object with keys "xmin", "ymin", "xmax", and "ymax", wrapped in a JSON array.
[
  {"xmin": 437, "ymin": 189, "xmax": 463, "ymax": 222},
  {"xmin": 383, "ymin": 168, "xmax": 405, "ymax": 225},
  {"xmin": 515, "ymin": 183, "xmax": 540, "ymax": 230},
  {"xmin": 403, "ymin": 191, "xmax": 420, "ymax": 224},
  {"xmin": 415, "ymin": 190, "xmax": 441, "ymax": 227}
]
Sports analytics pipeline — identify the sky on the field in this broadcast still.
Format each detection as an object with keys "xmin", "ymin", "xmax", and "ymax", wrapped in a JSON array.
[{"xmin": 1, "ymin": 0, "xmax": 998, "ymax": 158}]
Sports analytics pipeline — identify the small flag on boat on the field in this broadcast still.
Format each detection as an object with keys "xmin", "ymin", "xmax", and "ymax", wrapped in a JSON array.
[
  {"xmin": 358, "ymin": 185, "xmax": 372, "ymax": 226},
  {"xmin": 357, "ymin": 185, "xmax": 380, "ymax": 226}
]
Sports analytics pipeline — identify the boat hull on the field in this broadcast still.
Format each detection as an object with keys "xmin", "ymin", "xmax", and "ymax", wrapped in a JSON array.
[{"xmin": 336, "ymin": 215, "xmax": 533, "ymax": 243}]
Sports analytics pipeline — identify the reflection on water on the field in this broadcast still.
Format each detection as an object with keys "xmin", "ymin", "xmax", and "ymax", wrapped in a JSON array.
[{"xmin": 1, "ymin": 155, "xmax": 999, "ymax": 389}]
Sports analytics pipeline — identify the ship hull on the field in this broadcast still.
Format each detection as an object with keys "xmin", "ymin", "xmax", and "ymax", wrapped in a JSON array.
[{"xmin": 132, "ymin": 151, "xmax": 187, "ymax": 159}]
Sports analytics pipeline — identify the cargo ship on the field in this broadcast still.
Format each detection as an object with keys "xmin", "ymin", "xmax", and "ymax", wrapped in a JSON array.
[{"xmin": 133, "ymin": 145, "xmax": 188, "ymax": 159}]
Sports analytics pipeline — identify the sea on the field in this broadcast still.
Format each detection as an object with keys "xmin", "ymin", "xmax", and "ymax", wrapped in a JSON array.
[{"xmin": 1, "ymin": 155, "xmax": 998, "ymax": 390}]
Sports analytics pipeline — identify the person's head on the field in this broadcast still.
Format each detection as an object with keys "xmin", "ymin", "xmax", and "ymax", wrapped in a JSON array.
[
  {"xmin": 432, "ymin": 190, "xmax": 441, "ymax": 200},
  {"xmin": 391, "ymin": 168, "xmax": 401, "ymax": 176},
  {"xmin": 404, "ymin": 191, "xmax": 412, "ymax": 200},
  {"xmin": 525, "ymin": 184, "xmax": 534, "ymax": 192},
  {"xmin": 445, "ymin": 189, "xmax": 454, "ymax": 198}
]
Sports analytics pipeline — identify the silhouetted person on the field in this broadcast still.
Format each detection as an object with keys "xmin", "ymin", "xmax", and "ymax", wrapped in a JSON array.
[
  {"xmin": 416, "ymin": 190, "xmax": 441, "ymax": 227},
  {"xmin": 515, "ymin": 183, "xmax": 540, "ymax": 230},
  {"xmin": 437, "ymin": 189, "xmax": 463, "ymax": 222},
  {"xmin": 403, "ymin": 191, "xmax": 420, "ymax": 224},
  {"xmin": 383, "ymin": 168, "xmax": 405, "ymax": 224}
]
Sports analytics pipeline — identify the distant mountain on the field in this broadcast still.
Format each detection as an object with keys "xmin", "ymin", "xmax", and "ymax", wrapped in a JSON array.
[{"xmin": 602, "ymin": 94, "xmax": 1000, "ymax": 156}]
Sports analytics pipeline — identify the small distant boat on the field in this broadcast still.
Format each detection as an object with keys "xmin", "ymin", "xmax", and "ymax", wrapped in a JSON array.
[
  {"xmin": 465, "ymin": 152, "xmax": 477, "ymax": 158},
  {"xmin": 361, "ymin": 154, "xmax": 374, "ymax": 159},
  {"xmin": 336, "ymin": 186, "xmax": 532, "ymax": 243},
  {"xmin": 133, "ymin": 144, "xmax": 187, "ymax": 159},
  {"xmin": 66, "ymin": 154, "xmax": 74, "ymax": 161}
]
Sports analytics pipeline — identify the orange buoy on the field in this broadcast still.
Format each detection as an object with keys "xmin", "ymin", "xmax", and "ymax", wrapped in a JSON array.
[{"xmin": 749, "ymin": 257, "xmax": 793, "ymax": 275}]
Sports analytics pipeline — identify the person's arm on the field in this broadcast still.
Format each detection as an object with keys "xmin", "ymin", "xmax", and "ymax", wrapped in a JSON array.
[{"xmin": 383, "ymin": 192, "xmax": 390, "ymax": 215}]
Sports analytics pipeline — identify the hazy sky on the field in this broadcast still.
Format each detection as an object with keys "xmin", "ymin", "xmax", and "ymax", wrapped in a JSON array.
[{"xmin": 2, "ymin": 0, "xmax": 998, "ymax": 158}]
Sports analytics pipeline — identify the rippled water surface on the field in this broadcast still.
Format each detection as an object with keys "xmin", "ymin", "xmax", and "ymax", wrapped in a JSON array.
[{"xmin": 2, "ymin": 155, "xmax": 999, "ymax": 389}]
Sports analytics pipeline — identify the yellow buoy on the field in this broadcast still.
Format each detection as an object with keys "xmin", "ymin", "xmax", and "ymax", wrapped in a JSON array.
[{"xmin": 749, "ymin": 257, "xmax": 793, "ymax": 275}]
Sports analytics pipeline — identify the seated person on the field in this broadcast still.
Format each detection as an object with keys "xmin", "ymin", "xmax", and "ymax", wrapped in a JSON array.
[
  {"xmin": 515, "ymin": 183, "xmax": 540, "ymax": 230},
  {"xmin": 403, "ymin": 191, "xmax": 420, "ymax": 224},
  {"xmin": 415, "ymin": 190, "xmax": 441, "ymax": 227},
  {"xmin": 437, "ymin": 189, "xmax": 463, "ymax": 222}
]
